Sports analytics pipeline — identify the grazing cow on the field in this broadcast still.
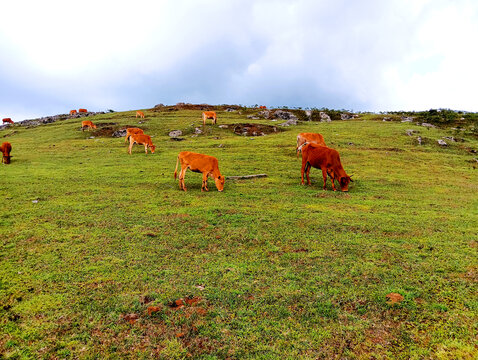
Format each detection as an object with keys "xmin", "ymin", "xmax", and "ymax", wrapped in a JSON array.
[
  {"xmin": 174, "ymin": 151, "xmax": 225, "ymax": 192},
  {"xmin": 301, "ymin": 143, "xmax": 352, "ymax": 192},
  {"xmin": 69, "ymin": 110, "xmax": 77, "ymax": 115},
  {"xmin": 81, "ymin": 120, "xmax": 97, "ymax": 131},
  {"xmin": 136, "ymin": 110, "xmax": 145, "ymax": 119},
  {"xmin": 259, "ymin": 105, "xmax": 267, "ymax": 109},
  {"xmin": 296, "ymin": 132, "xmax": 326, "ymax": 157},
  {"xmin": 2, "ymin": 118, "xmax": 13, "ymax": 124},
  {"xmin": 78, "ymin": 108, "xmax": 88, "ymax": 113},
  {"xmin": 0, "ymin": 142, "xmax": 12, "ymax": 164},
  {"xmin": 128, "ymin": 134, "xmax": 155, "ymax": 154},
  {"xmin": 124, "ymin": 127, "xmax": 144, "ymax": 143},
  {"xmin": 202, "ymin": 111, "xmax": 217, "ymax": 125}
]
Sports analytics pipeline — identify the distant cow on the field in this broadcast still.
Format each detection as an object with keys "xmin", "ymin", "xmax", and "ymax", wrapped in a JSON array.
[
  {"xmin": 136, "ymin": 111, "xmax": 145, "ymax": 119},
  {"xmin": 301, "ymin": 144, "xmax": 352, "ymax": 192},
  {"xmin": 296, "ymin": 132, "xmax": 326, "ymax": 157},
  {"xmin": 128, "ymin": 134, "xmax": 155, "ymax": 154},
  {"xmin": 174, "ymin": 151, "xmax": 225, "ymax": 192},
  {"xmin": 78, "ymin": 108, "xmax": 88, "ymax": 113},
  {"xmin": 124, "ymin": 127, "xmax": 144, "ymax": 143},
  {"xmin": 0, "ymin": 142, "xmax": 12, "ymax": 164},
  {"xmin": 259, "ymin": 105, "xmax": 267, "ymax": 109},
  {"xmin": 202, "ymin": 111, "xmax": 217, "ymax": 125},
  {"xmin": 2, "ymin": 118, "xmax": 13, "ymax": 124},
  {"xmin": 81, "ymin": 120, "xmax": 97, "ymax": 131},
  {"xmin": 69, "ymin": 110, "xmax": 77, "ymax": 115}
]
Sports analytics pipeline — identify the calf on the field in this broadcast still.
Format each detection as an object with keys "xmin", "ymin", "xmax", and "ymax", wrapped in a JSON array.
[
  {"xmin": 2, "ymin": 118, "xmax": 13, "ymax": 124},
  {"xmin": 81, "ymin": 120, "xmax": 97, "ymax": 131},
  {"xmin": 69, "ymin": 110, "xmax": 77, "ymax": 115},
  {"xmin": 301, "ymin": 144, "xmax": 352, "ymax": 192},
  {"xmin": 202, "ymin": 111, "xmax": 217, "ymax": 125},
  {"xmin": 124, "ymin": 127, "xmax": 144, "ymax": 143},
  {"xmin": 128, "ymin": 134, "xmax": 155, "ymax": 154},
  {"xmin": 296, "ymin": 132, "xmax": 326, "ymax": 157},
  {"xmin": 174, "ymin": 151, "xmax": 225, "ymax": 192},
  {"xmin": 0, "ymin": 142, "xmax": 12, "ymax": 164},
  {"xmin": 78, "ymin": 108, "xmax": 88, "ymax": 113},
  {"xmin": 136, "ymin": 110, "xmax": 145, "ymax": 119}
]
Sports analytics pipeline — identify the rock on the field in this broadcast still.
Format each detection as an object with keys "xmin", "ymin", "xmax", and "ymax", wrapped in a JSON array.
[
  {"xmin": 225, "ymin": 108, "xmax": 236, "ymax": 112},
  {"xmin": 437, "ymin": 139, "xmax": 447, "ymax": 146},
  {"xmin": 417, "ymin": 136, "xmax": 422, "ymax": 145},
  {"xmin": 340, "ymin": 113, "xmax": 354, "ymax": 120},
  {"xmin": 406, "ymin": 129, "xmax": 418, "ymax": 136},
  {"xmin": 347, "ymin": 142, "xmax": 355, "ymax": 146},
  {"xmin": 247, "ymin": 115, "xmax": 260, "ymax": 120},
  {"xmin": 168, "ymin": 130, "xmax": 182, "ymax": 137},
  {"xmin": 273, "ymin": 110, "xmax": 297, "ymax": 121},
  {"xmin": 233, "ymin": 123, "xmax": 279, "ymax": 136},
  {"xmin": 257, "ymin": 110, "xmax": 271, "ymax": 118},
  {"xmin": 320, "ymin": 112, "xmax": 331, "ymax": 122},
  {"xmin": 194, "ymin": 127, "xmax": 203, "ymax": 134},
  {"xmin": 170, "ymin": 137, "xmax": 186, "ymax": 141},
  {"xmin": 421, "ymin": 122, "xmax": 436, "ymax": 128},
  {"xmin": 218, "ymin": 125, "xmax": 229, "ymax": 129},
  {"xmin": 401, "ymin": 116, "xmax": 414, "ymax": 123},
  {"xmin": 112, "ymin": 129, "xmax": 127, "ymax": 138},
  {"xmin": 305, "ymin": 110, "xmax": 312, "ymax": 118},
  {"xmin": 32, "ymin": 199, "xmax": 39, "ymax": 204},
  {"xmin": 218, "ymin": 144, "xmax": 224, "ymax": 148},
  {"xmin": 383, "ymin": 117, "xmax": 392, "ymax": 121},
  {"xmin": 279, "ymin": 119, "xmax": 298, "ymax": 126}
]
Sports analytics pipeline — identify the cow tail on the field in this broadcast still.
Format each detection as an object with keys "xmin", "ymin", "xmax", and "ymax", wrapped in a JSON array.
[{"xmin": 174, "ymin": 155, "xmax": 179, "ymax": 180}]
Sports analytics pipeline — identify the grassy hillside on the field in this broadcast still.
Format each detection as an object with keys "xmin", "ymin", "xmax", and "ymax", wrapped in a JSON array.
[{"xmin": 1, "ymin": 108, "xmax": 477, "ymax": 359}]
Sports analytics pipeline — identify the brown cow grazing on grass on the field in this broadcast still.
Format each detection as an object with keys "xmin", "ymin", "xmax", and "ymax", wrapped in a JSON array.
[
  {"xmin": 81, "ymin": 120, "xmax": 97, "ymax": 131},
  {"xmin": 1, "ymin": 142, "xmax": 12, "ymax": 164},
  {"xmin": 296, "ymin": 132, "xmax": 326, "ymax": 158},
  {"xmin": 202, "ymin": 111, "xmax": 217, "ymax": 125},
  {"xmin": 78, "ymin": 108, "xmax": 88, "ymax": 113},
  {"xmin": 136, "ymin": 111, "xmax": 145, "ymax": 119},
  {"xmin": 259, "ymin": 105, "xmax": 267, "ymax": 109},
  {"xmin": 124, "ymin": 127, "xmax": 144, "ymax": 143},
  {"xmin": 174, "ymin": 151, "xmax": 225, "ymax": 192},
  {"xmin": 128, "ymin": 134, "xmax": 155, "ymax": 154},
  {"xmin": 2, "ymin": 118, "xmax": 13, "ymax": 124},
  {"xmin": 69, "ymin": 110, "xmax": 77, "ymax": 115},
  {"xmin": 301, "ymin": 144, "xmax": 352, "ymax": 192}
]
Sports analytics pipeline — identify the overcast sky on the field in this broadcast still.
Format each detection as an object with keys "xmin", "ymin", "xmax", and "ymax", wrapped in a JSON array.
[{"xmin": 1, "ymin": 0, "xmax": 477, "ymax": 121}]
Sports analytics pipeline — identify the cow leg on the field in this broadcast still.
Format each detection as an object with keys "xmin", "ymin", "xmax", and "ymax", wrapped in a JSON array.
[
  {"xmin": 327, "ymin": 169, "xmax": 337, "ymax": 191},
  {"xmin": 201, "ymin": 173, "xmax": 209, "ymax": 192},
  {"xmin": 144, "ymin": 144, "xmax": 148, "ymax": 154},
  {"xmin": 301, "ymin": 159, "xmax": 307, "ymax": 185},
  {"xmin": 179, "ymin": 167, "xmax": 187, "ymax": 191},
  {"xmin": 321, "ymin": 168, "xmax": 328, "ymax": 190},
  {"xmin": 306, "ymin": 164, "xmax": 312, "ymax": 185},
  {"xmin": 128, "ymin": 142, "xmax": 134, "ymax": 155}
]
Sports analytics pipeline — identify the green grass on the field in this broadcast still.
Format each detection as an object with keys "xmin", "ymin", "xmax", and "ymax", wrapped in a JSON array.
[{"xmin": 1, "ymin": 108, "xmax": 477, "ymax": 359}]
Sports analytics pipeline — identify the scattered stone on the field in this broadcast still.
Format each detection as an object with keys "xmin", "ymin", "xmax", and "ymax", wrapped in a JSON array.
[
  {"xmin": 340, "ymin": 113, "xmax": 355, "ymax": 120},
  {"xmin": 417, "ymin": 136, "xmax": 422, "ymax": 145},
  {"xmin": 437, "ymin": 139, "xmax": 447, "ymax": 146},
  {"xmin": 194, "ymin": 127, "xmax": 203, "ymax": 134},
  {"xmin": 383, "ymin": 117, "xmax": 392, "ymax": 121},
  {"xmin": 348, "ymin": 142, "xmax": 355, "ymax": 146},
  {"xmin": 279, "ymin": 119, "xmax": 298, "ymax": 126},
  {"xmin": 225, "ymin": 108, "xmax": 236, "ymax": 112},
  {"xmin": 232, "ymin": 123, "xmax": 280, "ymax": 136},
  {"xmin": 169, "ymin": 130, "xmax": 182, "ymax": 138},
  {"xmin": 89, "ymin": 136, "xmax": 95, "ymax": 139},
  {"xmin": 32, "ymin": 199, "xmax": 39, "ymax": 204},
  {"xmin": 273, "ymin": 110, "xmax": 297, "ymax": 121},
  {"xmin": 257, "ymin": 110, "xmax": 271, "ymax": 118},
  {"xmin": 112, "ymin": 129, "xmax": 127, "ymax": 138},
  {"xmin": 218, "ymin": 144, "xmax": 224, "ymax": 148},
  {"xmin": 406, "ymin": 129, "xmax": 418, "ymax": 136},
  {"xmin": 401, "ymin": 116, "xmax": 414, "ymax": 123},
  {"xmin": 170, "ymin": 137, "xmax": 186, "ymax": 141},
  {"xmin": 195, "ymin": 285, "xmax": 205, "ymax": 291},
  {"xmin": 218, "ymin": 125, "xmax": 229, "ymax": 129},
  {"xmin": 247, "ymin": 115, "xmax": 260, "ymax": 120}
]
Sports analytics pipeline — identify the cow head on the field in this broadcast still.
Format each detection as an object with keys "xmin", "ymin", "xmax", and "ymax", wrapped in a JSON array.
[
  {"xmin": 215, "ymin": 175, "xmax": 225, "ymax": 192},
  {"xmin": 150, "ymin": 145, "xmax": 156, "ymax": 154},
  {"xmin": 339, "ymin": 176, "xmax": 352, "ymax": 192},
  {"xmin": 92, "ymin": 124, "xmax": 97, "ymax": 129}
]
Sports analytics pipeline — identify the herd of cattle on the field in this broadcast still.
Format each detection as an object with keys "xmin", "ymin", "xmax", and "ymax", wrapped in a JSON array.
[{"xmin": 1, "ymin": 110, "xmax": 352, "ymax": 192}]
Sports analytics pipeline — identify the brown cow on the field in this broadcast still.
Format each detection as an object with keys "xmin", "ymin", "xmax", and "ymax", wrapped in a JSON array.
[
  {"xmin": 301, "ymin": 144, "xmax": 352, "ymax": 192},
  {"xmin": 2, "ymin": 118, "xmax": 13, "ymax": 124},
  {"xmin": 69, "ymin": 110, "xmax": 77, "ymax": 115},
  {"xmin": 128, "ymin": 134, "xmax": 155, "ymax": 154},
  {"xmin": 124, "ymin": 127, "xmax": 144, "ymax": 143},
  {"xmin": 78, "ymin": 108, "xmax": 88, "ymax": 113},
  {"xmin": 136, "ymin": 111, "xmax": 145, "ymax": 119},
  {"xmin": 296, "ymin": 132, "xmax": 326, "ymax": 158},
  {"xmin": 81, "ymin": 120, "xmax": 97, "ymax": 131},
  {"xmin": 174, "ymin": 151, "xmax": 225, "ymax": 192},
  {"xmin": 0, "ymin": 142, "xmax": 12, "ymax": 164},
  {"xmin": 202, "ymin": 111, "xmax": 217, "ymax": 125},
  {"xmin": 259, "ymin": 105, "xmax": 267, "ymax": 109}
]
